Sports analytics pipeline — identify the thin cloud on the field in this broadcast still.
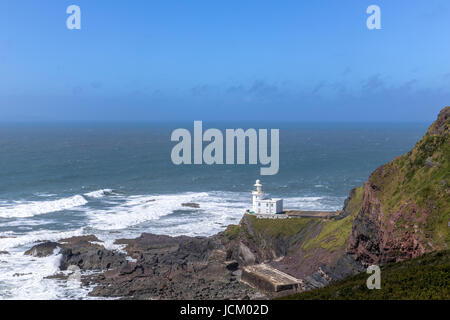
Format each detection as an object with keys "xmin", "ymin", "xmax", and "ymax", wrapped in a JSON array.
[{"xmin": 362, "ymin": 74, "xmax": 385, "ymax": 91}]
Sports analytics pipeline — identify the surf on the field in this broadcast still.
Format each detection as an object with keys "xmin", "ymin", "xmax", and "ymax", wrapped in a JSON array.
[{"xmin": 0, "ymin": 195, "xmax": 88, "ymax": 219}]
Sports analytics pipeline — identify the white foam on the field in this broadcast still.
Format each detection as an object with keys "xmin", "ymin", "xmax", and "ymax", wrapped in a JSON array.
[
  {"xmin": 0, "ymin": 246, "xmax": 97, "ymax": 300},
  {"xmin": 87, "ymin": 192, "xmax": 210, "ymax": 231},
  {"xmin": 115, "ymin": 191, "xmax": 250, "ymax": 237},
  {"xmin": 0, "ymin": 229, "xmax": 84, "ymax": 252},
  {"xmin": 0, "ymin": 195, "xmax": 88, "ymax": 218},
  {"xmin": 34, "ymin": 193, "xmax": 57, "ymax": 197},
  {"xmin": 83, "ymin": 189, "xmax": 114, "ymax": 199},
  {"xmin": 1, "ymin": 219, "xmax": 55, "ymax": 227}
]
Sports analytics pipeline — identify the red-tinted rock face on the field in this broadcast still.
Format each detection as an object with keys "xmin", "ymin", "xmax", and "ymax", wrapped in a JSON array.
[
  {"xmin": 347, "ymin": 182, "xmax": 382, "ymax": 265},
  {"xmin": 347, "ymin": 107, "xmax": 450, "ymax": 266},
  {"xmin": 347, "ymin": 180, "xmax": 428, "ymax": 266}
]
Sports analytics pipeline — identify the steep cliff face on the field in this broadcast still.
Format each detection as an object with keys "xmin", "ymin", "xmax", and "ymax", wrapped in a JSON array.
[{"xmin": 347, "ymin": 107, "xmax": 450, "ymax": 265}]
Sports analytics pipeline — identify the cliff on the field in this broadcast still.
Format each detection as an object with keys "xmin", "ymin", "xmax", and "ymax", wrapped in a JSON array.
[{"xmin": 347, "ymin": 106, "xmax": 450, "ymax": 265}]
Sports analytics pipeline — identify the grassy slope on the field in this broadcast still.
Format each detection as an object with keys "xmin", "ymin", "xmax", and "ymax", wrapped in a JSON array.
[
  {"xmin": 242, "ymin": 215, "xmax": 316, "ymax": 238},
  {"xmin": 223, "ymin": 214, "xmax": 320, "ymax": 248},
  {"xmin": 370, "ymin": 107, "xmax": 449, "ymax": 250},
  {"xmin": 279, "ymin": 249, "xmax": 450, "ymax": 300},
  {"xmin": 302, "ymin": 186, "xmax": 364, "ymax": 253}
]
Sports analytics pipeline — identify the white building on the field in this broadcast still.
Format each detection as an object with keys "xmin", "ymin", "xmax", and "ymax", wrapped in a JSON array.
[{"xmin": 251, "ymin": 180, "xmax": 283, "ymax": 214}]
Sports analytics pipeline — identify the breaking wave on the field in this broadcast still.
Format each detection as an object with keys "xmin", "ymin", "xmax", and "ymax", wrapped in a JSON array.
[
  {"xmin": 83, "ymin": 189, "xmax": 115, "ymax": 199},
  {"xmin": 0, "ymin": 195, "xmax": 88, "ymax": 219}
]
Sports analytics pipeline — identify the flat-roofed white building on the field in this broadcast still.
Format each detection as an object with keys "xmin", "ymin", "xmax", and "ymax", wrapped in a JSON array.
[{"xmin": 251, "ymin": 180, "xmax": 283, "ymax": 214}]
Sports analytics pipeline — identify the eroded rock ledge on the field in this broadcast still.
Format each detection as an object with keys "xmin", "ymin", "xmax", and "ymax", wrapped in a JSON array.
[{"xmin": 26, "ymin": 233, "xmax": 260, "ymax": 300}]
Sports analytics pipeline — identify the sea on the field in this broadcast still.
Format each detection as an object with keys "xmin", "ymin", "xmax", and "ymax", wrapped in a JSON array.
[{"xmin": 0, "ymin": 122, "xmax": 428, "ymax": 299}]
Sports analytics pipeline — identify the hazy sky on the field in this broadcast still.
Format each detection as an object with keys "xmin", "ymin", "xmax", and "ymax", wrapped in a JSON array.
[{"xmin": 1, "ymin": 0, "xmax": 449, "ymax": 122}]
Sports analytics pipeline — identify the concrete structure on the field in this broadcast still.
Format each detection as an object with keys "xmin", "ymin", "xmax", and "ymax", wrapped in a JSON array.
[
  {"xmin": 251, "ymin": 180, "xmax": 283, "ymax": 214},
  {"xmin": 285, "ymin": 210, "xmax": 340, "ymax": 219},
  {"xmin": 247, "ymin": 210, "xmax": 339, "ymax": 220},
  {"xmin": 241, "ymin": 264, "xmax": 303, "ymax": 294}
]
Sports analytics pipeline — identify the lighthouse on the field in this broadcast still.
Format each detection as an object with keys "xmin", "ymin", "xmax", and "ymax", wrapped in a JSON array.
[
  {"xmin": 251, "ymin": 180, "xmax": 283, "ymax": 214},
  {"xmin": 252, "ymin": 179, "xmax": 264, "ymax": 211}
]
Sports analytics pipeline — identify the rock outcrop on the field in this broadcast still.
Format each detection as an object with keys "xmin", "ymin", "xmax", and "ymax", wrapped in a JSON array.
[
  {"xmin": 86, "ymin": 233, "xmax": 257, "ymax": 299},
  {"xmin": 182, "ymin": 202, "xmax": 200, "ymax": 208},
  {"xmin": 25, "ymin": 235, "xmax": 128, "ymax": 270},
  {"xmin": 25, "ymin": 242, "xmax": 59, "ymax": 257}
]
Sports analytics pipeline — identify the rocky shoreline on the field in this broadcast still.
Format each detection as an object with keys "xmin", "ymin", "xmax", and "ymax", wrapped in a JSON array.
[
  {"xmin": 24, "ymin": 211, "xmax": 363, "ymax": 300},
  {"xmin": 25, "ymin": 230, "xmax": 263, "ymax": 299}
]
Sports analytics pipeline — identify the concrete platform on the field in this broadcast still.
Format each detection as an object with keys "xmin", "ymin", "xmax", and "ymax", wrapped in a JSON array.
[
  {"xmin": 241, "ymin": 264, "xmax": 304, "ymax": 293},
  {"xmin": 285, "ymin": 210, "xmax": 340, "ymax": 218}
]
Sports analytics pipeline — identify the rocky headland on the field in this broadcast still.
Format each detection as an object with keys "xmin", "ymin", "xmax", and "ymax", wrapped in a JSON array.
[{"xmin": 25, "ymin": 107, "xmax": 449, "ymax": 299}]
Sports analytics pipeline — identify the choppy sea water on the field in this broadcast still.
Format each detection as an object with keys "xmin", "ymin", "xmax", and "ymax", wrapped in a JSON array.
[{"xmin": 0, "ymin": 122, "xmax": 427, "ymax": 299}]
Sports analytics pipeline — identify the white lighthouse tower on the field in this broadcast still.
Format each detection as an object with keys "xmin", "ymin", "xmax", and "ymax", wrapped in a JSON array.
[
  {"xmin": 251, "ymin": 180, "xmax": 283, "ymax": 214},
  {"xmin": 252, "ymin": 179, "xmax": 265, "ymax": 212}
]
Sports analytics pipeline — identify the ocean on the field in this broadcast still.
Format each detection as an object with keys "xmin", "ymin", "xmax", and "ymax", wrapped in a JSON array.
[{"xmin": 0, "ymin": 122, "xmax": 428, "ymax": 299}]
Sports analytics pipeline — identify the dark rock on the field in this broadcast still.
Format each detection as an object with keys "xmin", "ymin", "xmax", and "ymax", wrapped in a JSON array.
[
  {"xmin": 182, "ymin": 202, "xmax": 200, "ymax": 208},
  {"xmin": 24, "ymin": 242, "xmax": 58, "ymax": 257},
  {"xmin": 24, "ymin": 236, "xmax": 127, "ymax": 273},
  {"xmin": 58, "ymin": 236, "xmax": 127, "ymax": 271},
  {"xmin": 13, "ymin": 273, "xmax": 32, "ymax": 277},
  {"xmin": 84, "ymin": 232, "xmax": 257, "ymax": 300},
  {"xmin": 225, "ymin": 260, "xmax": 239, "ymax": 271},
  {"xmin": 45, "ymin": 273, "xmax": 70, "ymax": 280}
]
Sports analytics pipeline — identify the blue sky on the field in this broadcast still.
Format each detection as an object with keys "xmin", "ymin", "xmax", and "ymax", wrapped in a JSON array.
[{"xmin": 0, "ymin": 0, "xmax": 449, "ymax": 122}]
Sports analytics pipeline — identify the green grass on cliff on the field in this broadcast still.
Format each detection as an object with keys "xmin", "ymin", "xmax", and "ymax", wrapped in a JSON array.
[
  {"xmin": 344, "ymin": 186, "xmax": 364, "ymax": 216},
  {"xmin": 245, "ymin": 215, "xmax": 316, "ymax": 237},
  {"xmin": 302, "ymin": 186, "xmax": 364, "ymax": 253},
  {"xmin": 302, "ymin": 215, "xmax": 353, "ymax": 252},
  {"xmin": 279, "ymin": 250, "xmax": 450, "ymax": 300},
  {"xmin": 369, "ymin": 108, "xmax": 450, "ymax": 250},
  {"xmin": 223, "ymin": 214, "xmax": 319, "ymax": 243},
  {"xmin": 223, "ymin": 224, "xmax": 242, "ymax": 239}
]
